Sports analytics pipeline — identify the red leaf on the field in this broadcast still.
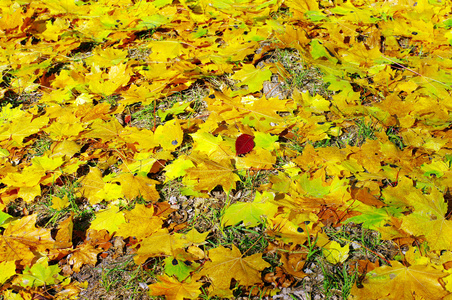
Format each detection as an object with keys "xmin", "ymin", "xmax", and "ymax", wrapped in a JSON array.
[
  {"xmin": 235, "ymin": 134, "xmax": 255, "ymax": 156},
  {"xmin": 124, "ymin": 115, "xmax": 132, "ymax": 124}
]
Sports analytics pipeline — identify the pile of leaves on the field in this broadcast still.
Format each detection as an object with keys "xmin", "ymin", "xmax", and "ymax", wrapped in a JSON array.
[{"xmin": 1, "ymin": 0, "xmax": 452, "ymax": 299}]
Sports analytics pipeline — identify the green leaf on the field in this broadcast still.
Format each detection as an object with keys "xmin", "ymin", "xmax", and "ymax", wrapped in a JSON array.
[
  {"xmin": 310, "ymin": 40, "xmax": 338, "ymax": 63},
  {"xmin": 20, "ymin": 259, "xmax": 64, "ymax": 287},
  {"xmin": 221, "ymin": 191, "xmax": 278, "ymax": 227},
  {"xmin": 442, "ymin": 18, "xmax": 452, "ymax": 29},
  {"xmin": 297, "ymin": 173, "xmax": 330, "ymax": 198},
  {"xmin": 330, "ymin": 6, "xmax": 352, "ymax": 15},
  {"xmin": 163, "ymin": 156, "xmax": 195, "ymax": 182},
  {"xmin": 343, "ymin": 206, "xmax": 403, "ymax": 230},
  {"xmin": 164, "ymin": 256, "xmax": 199, "ymax": 281},
  {"xmin": 157, "ymin": 101, "xmax": 191, "ymax": 121},
  {"xmin": 138, "ymin": 15, "xmax": 171, "ymax": 29},
  {"xmin": 0, "ymin": 148, "xmax": 9, "ymax": 158},
  {"xmin": 254, "ymin": 132, "xmax": 278, "ymax": 151},
  {"xmin": 192, "ymin": 28, "xmax": 208, "ymax": 38},
  {"xmin": 230, "ymin": 64, "xmax": 272, "ymax": 93},
  {"xmin": 305, "ymin": 11, "xmax": 329, "ymax": 21},
  {"xmin": 421, "ymin": 159, "xmax": 449, "ymax": 178},
  {"xmin": 153, "ymin": 0, "xmax": 173, "ymax": 8},
  {"xmin": 0, "ymin": 211, "xmax": 13, "ymax": 227},
  {"xmin": 323, "ymin": 74, "xmax": 353, "ymax": 93}
]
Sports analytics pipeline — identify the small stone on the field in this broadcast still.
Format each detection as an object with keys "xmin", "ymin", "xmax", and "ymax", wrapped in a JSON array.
[
  {"xmin": 138, "ymin": 282, "xmax": 148, "ymax": 290},
  {"xmin": 169, "ymin": 196, "xmax": 177, "ymax": 204},
  {"xmin": 351, "ymin": 242, "xmax": 361, "ymax": 249}
]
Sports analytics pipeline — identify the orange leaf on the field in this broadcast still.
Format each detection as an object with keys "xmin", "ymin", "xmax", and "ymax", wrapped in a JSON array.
[
  {"xmin": 68, "ymin": 243, "xmax": 103, "ymax": 273},
  {"xmin": 54, "ymin": 215, "xmax": 73, "ymax": 249}
]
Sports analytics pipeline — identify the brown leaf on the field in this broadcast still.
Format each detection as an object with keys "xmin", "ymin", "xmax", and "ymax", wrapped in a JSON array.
[
  {"xmin": 350, "ymin": 186, "xmax": 386, "ymax": 207},
  {"xmin": 68, "ymin": 243, "xmax": 102, "ymax": 273}
]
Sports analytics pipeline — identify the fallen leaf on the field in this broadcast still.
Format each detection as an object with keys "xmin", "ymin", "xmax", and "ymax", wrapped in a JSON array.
[
  {"xmin": 148, "ymin": 274, "xmax": 202, "ymax": 300},
  {"xmin": 322, "ymin": 241, "xmax": 350, "ymax": 264},
  {"xmin": 0, "ymin": 215, "xmax": 54, "ymax": 265},
  {"xmin": 235, "ymin": 134, "xmax": 255, "ymax": 155},
  {"xmin": 199, "ymin": 245, "xmax": 270, "ymax": 292},
  {"xmin": 351, "ymin": 261, "xmax": 449, "ymax": 299}
]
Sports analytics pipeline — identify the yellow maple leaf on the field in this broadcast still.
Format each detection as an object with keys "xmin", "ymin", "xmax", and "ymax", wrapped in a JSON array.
[
  {"xmin": 0, "ymin": 103, "xmax": 24, "ymax": 122},
  {"xmin": 183, "ymin": 228, "xmax": 209, "ymax": 245},
  {"xmin": 85, "ymin": 47, "xmax": 128, "ymax": 69},
  {"xmin": 95, "ymin": 182, "xmax": 122, "ymax": 201},
  {"xmin": 267, "ymin": 214, "xmax": 320, "ymax": 246},
  {"xmin": 116, "ymin": 173, "xmax": 160, "ymax": 202},
  {"xmin": 0, "ymin": 215, "xmax": 54, "ymax": 265},
  {"xmin": 0, "ymin": 261, "xmax": 16, "ymax": 284},
  {"xmin": 120, "ymin": 82, "xmax": 165, "ymax": 106},
  {"xmin": 75, "ymin": 102, "xmax": 112, "ymax": 122},
  {"xmin": 31, "ymin": 155, "xmax": 64, "ymax": 171},
  {"xmin": 44, "ymin": 121, "xmax": 86, "ymax": 140},
  {"xmin": 125, "ymin": 151, "xmax": 158, "ymax": 174},
  {"xmin": 41, "ymin": 18, "xmax": 68, "ymax": 41},
  {"xmin": 190, "ymin": 131, "xmax": 224, "ymax": 157},
  {"xmin": 154, "ymin": 119, "xmax": 184, "ymax": 151},
  {"xmin": 0, "ymin": 115, "xmax": 49, "ymax": 146},
  {"xmin": 51, "ymin": 196, "xmax": 70, "ymax": 210},
  {"xmin": 78, "ymin": 167, "xmax": 105, "ymax": 205},
  {"xmin": 298, "ymin": 90, "xmax": 331, "ymax": 113},
  {"xmin": 199, "ymin": 245, "xmax": 270, "ymax": 294},
  {"xmin": 322, "ymin": 241, "xmax": 350, "ymax": 264},
  {"xmin": 116, "ymin": 204, "xmax": 163, "ymax": 240},
  {"xmin": 148, "ymin": 275, "xmax": 202, "ymax": 300},
  {"xmin": 107, "ymin": 63, "xmax": 131, "ymax": 88},
  {"xmin": 350, "ymin": 261, "xmax": 448, "ymax": 300},
  {"xmin": 134, "ymin": 229, "xmax": 186, "ymax": 265},
  {"xmin": 2, "ymin": 167, "xmax": 45, "ymax": 203},
  {"xmin": 49, "ymin": 140, "xmax": 81, "ymax": 159},
  {"xmin": 147, "ymin": 41, "xmax": 185, "ymax": 61},
  {"xmin": 186, "ymin": 154, "xmax": 240, "ymax": 192},
  {"xmin": 235, "ymin": 148, "xmax": 276, "ymax": 170},
  {"xmin": 242, "ymin": 95, "xmax": 289, "ymax": 132},
  {"xmin": 163, "ymin": 156, "xmax": 195, "ymax": 182},
  {"xmin": 123, "ymin": 127, "xmax": 160, "ymax": 151},
  {"xmin": 84, "ymin": 118, "xmax": 126, "ymax": 142},
  {"xmin": 89, "ymin": 205, "xmax": 126, "ymax": 234},
  {"xmin": 230, "ymin": 64, "xmax": 272, "ymax": 93}
]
